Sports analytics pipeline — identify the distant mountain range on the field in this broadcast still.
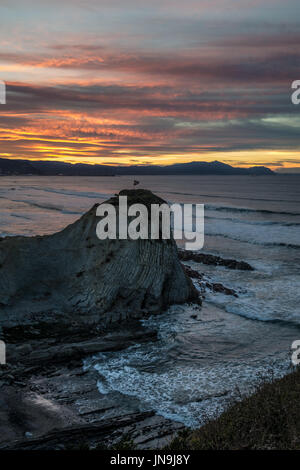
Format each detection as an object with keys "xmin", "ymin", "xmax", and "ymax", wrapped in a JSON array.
[{"xmin": 0, "ymin": 157, "xmax": 274, "ymax": 176}]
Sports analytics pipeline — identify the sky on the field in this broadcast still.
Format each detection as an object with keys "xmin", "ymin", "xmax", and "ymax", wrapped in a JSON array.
[{"xmin": 0, "ymin": 0, "xmax": 300, "ymax": 171}]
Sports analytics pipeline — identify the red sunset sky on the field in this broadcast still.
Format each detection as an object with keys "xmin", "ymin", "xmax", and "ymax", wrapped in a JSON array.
[{"xmin": 0, "ymin": 0, "xmax": 300, "ymax": 171}]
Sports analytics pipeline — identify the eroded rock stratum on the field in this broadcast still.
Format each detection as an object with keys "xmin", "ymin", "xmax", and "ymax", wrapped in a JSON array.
[{"xmin": 0, "ymin": 189, "xmax": 199, "ymax": 329}]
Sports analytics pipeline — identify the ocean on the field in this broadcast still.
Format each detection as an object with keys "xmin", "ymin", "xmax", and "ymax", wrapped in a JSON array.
[{"xmin": 1, "ymin": 174, "xmax": 300, "ymax": 427}]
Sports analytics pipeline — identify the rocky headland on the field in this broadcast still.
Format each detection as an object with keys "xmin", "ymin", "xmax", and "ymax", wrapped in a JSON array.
[{"xmin": 0, "ymin": 189, "xmax": 252, "ymax": 450}]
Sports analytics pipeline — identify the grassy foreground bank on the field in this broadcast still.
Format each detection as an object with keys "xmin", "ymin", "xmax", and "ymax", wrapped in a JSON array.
[{"xmin": 166, "ymin": 366, "xmax": 300, "ymax": 450}]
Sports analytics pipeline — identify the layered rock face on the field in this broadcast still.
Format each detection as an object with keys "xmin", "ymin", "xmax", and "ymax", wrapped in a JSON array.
[{"xmin": 0, "ymin": 189, "xmax": 199, "ymax": 329}]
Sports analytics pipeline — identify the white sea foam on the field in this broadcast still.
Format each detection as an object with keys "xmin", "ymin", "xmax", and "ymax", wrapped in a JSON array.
[{"xmin": 87, "ymin": 305, "xmax": 292, "ymax": 427}]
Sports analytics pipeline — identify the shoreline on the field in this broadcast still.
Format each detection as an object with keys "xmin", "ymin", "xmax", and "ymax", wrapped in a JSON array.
[
  {"xmin": 1, "ymin": 307, "xmax": 294, "ymax": 450},
  {"xmin": 0, "ymin": 244, "xmax": 248, "ymax": 450},
  {"xmin": 165, "ymin": 365, "xmax": 300, "ymax": 450},
  {"xmin": 0, "ymin": 186, "xmax": 296, "ymax": 450},
  {"xmin": 0, "ymin": 321, "xmax": 184, "ymax": 450}
]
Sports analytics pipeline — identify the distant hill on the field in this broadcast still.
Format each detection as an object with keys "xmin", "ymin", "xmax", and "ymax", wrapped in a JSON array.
[
  {"xmin": 116, "ymin": 161, "xmax": 274, "ymax": 176},
  {"xmin": 29, "ymin": 160, "xmax": 115, "ymax": 176},
  {"xmin": 0, "ymin": 158, "xmax": 274, "ymax": 176},
  {"xmin": 0, "ymin": 157, "xmax": 39, "ymax": 175}
]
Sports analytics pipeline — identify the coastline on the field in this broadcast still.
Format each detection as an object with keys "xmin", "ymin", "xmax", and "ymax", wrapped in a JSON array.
[
  {"xmin": 166, "ymin": 365, "xmax": 300, "ymax": 450},
  {"xmin": 0, "ymin": 238, "xmax": 248, "ymax": 450},
  {"xmin": 0, "ymin": 180, "xmax": 298, "ymax": 450}
]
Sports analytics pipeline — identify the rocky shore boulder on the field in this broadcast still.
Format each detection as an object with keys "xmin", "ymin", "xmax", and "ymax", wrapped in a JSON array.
[{"xmin": 0, "ymin": 189, "xmax": 199, "ymax": 329}]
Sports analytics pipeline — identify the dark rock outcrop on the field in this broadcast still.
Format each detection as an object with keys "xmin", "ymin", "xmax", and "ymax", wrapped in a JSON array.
[
  {"xmin": 183, "ymin": 265, "xmax": 204, "ymax": 281},
  {"xmin": 0, "ymin": 322, "xmax": 183, "ymax": 450},
  {"xmin": 178, "ymin": 249, "xmax": 254, "ymax": 271},
  {"xmin": 0, "ymin": 189, "xmax": 199, "ymax": 330},
  {"xmin": 0, "ymin": 157, "xmax": 39, "ymax": 176},
  {"xmin": 183, "ymin": 264, "xmax": 238, "ymax": 297},
  {"xmin": 1, "ymin": 158, "xmax": 274, "ymax": 176}
]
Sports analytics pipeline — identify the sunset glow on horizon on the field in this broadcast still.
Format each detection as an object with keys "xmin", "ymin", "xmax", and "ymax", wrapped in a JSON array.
[{"xmin": 1, "ymin": 0, "xmax": 300, "ymax": 172}]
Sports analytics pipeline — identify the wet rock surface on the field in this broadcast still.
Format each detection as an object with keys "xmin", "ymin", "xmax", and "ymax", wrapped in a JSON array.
[
  {"xmin": 183, "ymin": 264, "xmax": 238, "ymax": 297},
  {"xmin": 178, "ymin": 249, "xmax": 254, "ymax": 271}
]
